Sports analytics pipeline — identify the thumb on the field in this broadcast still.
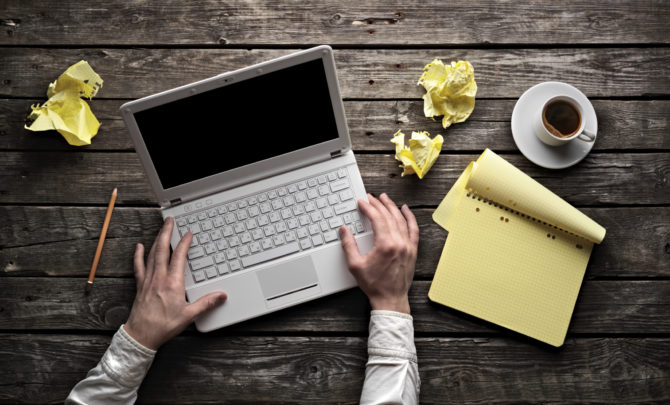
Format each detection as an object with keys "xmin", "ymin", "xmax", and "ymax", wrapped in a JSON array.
[
  {"xmin": 339, "ymin": 226, "xmax": 363, "ymax": 274},
  {"xmin": 184, "ymin": 292, "xmax": 227, "ymax": 322}
]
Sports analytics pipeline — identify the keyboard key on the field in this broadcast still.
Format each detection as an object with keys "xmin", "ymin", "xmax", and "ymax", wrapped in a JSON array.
[
  {"xmin": 261, "ymin": 238, "xmax": 273, "ymax": 250},
  {"xmin": 299, "ymin": 238, "xmax": 312, "ymax": 250},
  {"xmin": 278, "ymin": 187, "xmax": 288, "ymax": 196},
  {"xmin": 214, "ymin": 252, "xmax": 226, "ymax": 264},
  {"xmin": 281, "ymin": 208, "xmax": 292, "ymax": 219},
  {"xmin": 229, "ymin": 260, "xmax": 241, "ymax": 272},
  {"xmin": 217, "ymin": 263, "xmax": 229, "ymax": 275},
  {"xmin": 288, "ymin": 184, "xmax": 298, "ymax": 193},
  {"xmin": 316, "ymin": 198, "xmax": 327, "ymax": 209},
  {"xmin": 285, "ymin": 231, "xmax": 297, "ymax": 242},
  {"xmin": 327, "ymin": 172, "xmax": 338, "ymax": 181},
  {"xmin": 205, "ymin": 266, "xmax": 218, "ymax": 279},
  {"xmin": 355, "ymin": 221, "xmax": 365, "ymax": 233},
  {"xmin": 334, "ymin": 201, "xmax": 357, "ymax": 215},
  {"xmin": 211, "ymin": 229, "xmax": 222, "ymax": 240},
  {"xmin": 247, "ymin": 196, "xmax": 258, "ymax": 205},
  {"xmin": 311, "ymin": 234, "xmax": 324, "ymax": 246},
  {"xmin": 297, "ymin": 228, "xmax": 309, "ymax": 239},
  {"xmin": 323, "ymin": 230, "xmax": 338, "ymax": 242},
  {"xmin": 268, "ymin": 190, "xmax": 278, "ymax": 199},
  {"xmin": 189, "ymin": 223, "xmax": 202, "ymax": 234},
  {"xmin": 298, "ymin": 181, "xmax": 307, "ymax": 190},
  {"xmin": 249, "ymin": 241, "xmax": 261, "ymax": 253},
  {"xmin": 275, "ymin": 222, "xmax": 287, "ymax": 233},
  {"xmin": 204, "ymin": 242, "xmax": 216, "ymax": 255},
  {"xmin": 283, "ymin": 196, "xmax": 295, "ymax": 206},
  {"xmin": 338, "ymin": 168, "xmax": 347, "ymax": 178},
  {"xmin": 327, "ymin": 194, "xmax": 339, "ymax": 205},
  {"xmin": 269, "ymin": 212, "xmax": 281, "ymax": 222},
  {"xmin": 177, "ymin": 218, "xmax": 187, "ymax": 227},
  {"xmin": 234, "ymin": 223, "xmax": 245, "ymax": 234},
  {"xmin": 242, "ymin": 242, "xmax": 300, "ymax": 267},
  {"xmin": 339, "ymin": 189, "xmax": 354, "ymax": 201},
  {"xmin": 309, "ymin": 224, "xmax": 320, "ymax": 235},
  {"xmin": 343, "ymin": 213, "xmax": 352, "ymax": 223},
  {"xmin": 188, "ymin": 215, "xmax": 197, "ymax": 223},
  {"xmin": 307, "ymin": 189, "xmax": 319, "ymax": 200},
  {"xmin": 299, "ymin": 215, "xmax": 310, "ymax": 226},
  {"xmin": 252, "ymin": 229, "xmax": 264, "ymax": 240},
  {"xmin": 222, "ymin": 225, "xmax": 234, "ymax": 237},
  {"xmin": 198, "ymin": 233, "xmax": 210, "ymax": 244},
  {"xmin": 271, "ymin": 200, "xmax": 283, "ymax": 210},
  {"xmin": 217, "ymin": 206, "xmax": 227, "ymax": 215},
  {"xmin": 305, "ymin": 201, "xmax": 316, "ymax": 212},
  {"xmin": 226, "ymin": 202, "xmax": 237, "ymax": 212},
  {"xmin": 216, "ymin": 239, "xmax": 229, "ymax": 250},
  {"xmin": 238, "ymin": 245, "xmax": 250, "ymax": 257},
  {"xmin": 245, "ymin": 218, "xmax": 258, "ymax": 229},
  {"xmin": 263, "ymin": 225, "xmax": 276, "ymax": 236},
  {"xmin": 214, "ymin": 217, "xmax": 225, "ymax": 227},
  {"xmin": 319, "ymin": 220, "xmax": 329, "ymax": 232},
  {"xmin": 179, "ymin": 226, "xmax": 190, "ymax": 236},
  {"xmin": 295, "ymin": 191, "xmax": 307, "ymax": 203},
  {"xmin": 198, "ymin": 212, "xmax": 208, "ymax": 221},
  {"xmin": 237, "ymin": 200, "xmax": 248, "ymax": 209},
  {"xmin": 318, "ymin": 185, "xmax": 330, "ymax": 196},
  {"xmin": 208, "ymin": 209, "xmax": 218, "ymax": 218},
  {"xmin": 330, "ymin": 180, "xmax": 349, "ymax": 192},
  {"xmin": 257, "ymin": 215, "xmax": 269, "ymax": 226},
  {"xmin": 307, "ymin": 178, "xmax": 317, "ymax": 187},
  {"xmin": 201, "ymin": 220, "xmax": 213, "ymax": 231},
  {"xmin": 318, "ymin": 175, "xmax": 327, "ymax": 184},
  {"xmin": 191, "ymin": 256, "xmax": 214, "ymax": 270},
  {"xmin": 287, "ymin": 218, "xmax": 299, "ymax": 229},
  {"xmin": 240, "ymin": 232, "xmax": 252, "ymax": 244},
  {"xmin": 329, "ymin": 217, "xmax": 344, "ymax": 228},
  {"xmin": 258, "ymin": 193, "xmax": 268, "ymax": 202},
  {"xmin": 310, "ymin": 211, "xmax": 323, "ymax": 222},
  {"xmin": 229, "ymin": 236, "xmax": 241, "ymax": 247},
  {"xmin": 236, "ymin": 210, "xmax": 248, "ymax": 220},
  {"xmin": 272, "ymin": 234, "xmax": 285, "ymax": 246},
  {"xmin": 225, "ymin": 214, "xmax": 236, "ymax": 224},
  {"xmin": 248, "ymin": 206, "xmax": 260, "ymax": 217},
  {"xmin": 192, "ymin": 270, "xmax": 206, "ymax": 282},
  {"xmin": 188, "ymin": 247, "xmax": 205, "ymax": 259},
  {"xmin": 225, "ymin": 249, "xmax": 238, "ymax": 260},
  {"xmin": 260, "ymin": 202, "xmax": 272, "ymax": 213},
  {"xmin": 191, "ymin": 237, "xmax": 198, "ymax": 247},
  {"xmin": 292, "ymin": 205, "xmax": 305, "ymax": 215},
  {"xmin": 322, "ymin": 207, "xmax": 334, "ymax": 218},
  {"xmin": 352, "ymin": 211, "xmax": 360, "ymax": 221}
]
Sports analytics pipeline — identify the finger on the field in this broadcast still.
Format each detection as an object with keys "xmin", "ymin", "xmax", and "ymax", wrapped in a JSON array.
[
  {"xmin": 184, "ymin": 292, "xmax": 227, "ymax": 323},
  {"xmin": 367, "ymin": 194, "xmax": 398, "ymax": 233},
  {"xmin": 358, "ymin": 198, "xmax": 389, "ymax": 236},
  {"xmin": 153, "ymin": 217, "xmax": 175, "ymax": 276},
  {"xmin": 169, "ymin": 232, "xmax": 192, "ymax": 283},
  {"xmin": 339, "ymin": 226, "xmax": 364, "ymax": 276},
  {"xmin": 401, "ymin": 205, "xmax": 420, "ymax": 248},
  {"xmin": 133, "ymin": 243, "xmax": 146, "ymax": 291},
  {"xmin": 380, "ymin": 193, "xmax": 408, "ymax": 238}
]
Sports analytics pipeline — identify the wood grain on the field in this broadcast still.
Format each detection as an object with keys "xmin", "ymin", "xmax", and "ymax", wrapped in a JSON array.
[
  {"xmin": 0, "ymin": 334, "xmax": 667, "ymax": 404},
  {"xmin": 2, "ymin": 48, "xmax": 669, "ymax": 99},
  {"xmin": 0, "ymin": 152, "xmax": 667, "ymax": 205},
  {"xmin": 0, "ymin": 278, "xmax": 667, "ymax": 335},
  {"xmin": 1, "ymin": 207, "xmax": 667, "ymax": 278},
  {"xmin": 3, "ymin": 99, "xmax": 669, "ymax": 151},
  {"xmin": 2, "ymin": 0, "xmax": 669, "ymax": 46}
]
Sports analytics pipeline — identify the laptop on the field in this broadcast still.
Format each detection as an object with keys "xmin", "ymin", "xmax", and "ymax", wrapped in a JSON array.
[{"xmin": 120, "ymin": 46, "xmax": 374, "ymax": 331}]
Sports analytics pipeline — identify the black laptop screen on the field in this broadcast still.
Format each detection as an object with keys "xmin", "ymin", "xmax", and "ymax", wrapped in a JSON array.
[{"xmin": 133, "ymin": 58, "xmax": 340, "ymax": 189}]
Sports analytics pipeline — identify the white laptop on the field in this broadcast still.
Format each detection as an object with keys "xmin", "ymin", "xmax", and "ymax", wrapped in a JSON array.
[{"xmin": 120, "ymin": 46, "xmax": 374, "ymax": 331}]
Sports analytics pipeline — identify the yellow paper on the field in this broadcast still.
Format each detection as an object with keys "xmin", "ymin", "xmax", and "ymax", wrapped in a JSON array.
[
  {"xmin": 391, "ymin": 130, "xmax": 443, "ymax": 179},
  {"xmin": 417, "ymin": 59, "xmax": 477, "ymax": 128},
  {"xmin": 429, "ymin": 149, "xmax": 606, "ymax": 346},
  {"xmin": 25, "ymin": 60, "xmax": 103, "ymax": 146}
]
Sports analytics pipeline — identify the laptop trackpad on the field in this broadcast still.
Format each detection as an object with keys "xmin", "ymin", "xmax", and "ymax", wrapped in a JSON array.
[{"xmin": 256, "ymin": 256, "xmax": 319, "ymax": 302}]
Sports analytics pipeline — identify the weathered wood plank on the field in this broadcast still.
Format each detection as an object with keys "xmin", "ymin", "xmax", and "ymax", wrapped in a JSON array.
[
  {"xmin": 2, "ymin": 48, "xmax": 669, "ymax": 99},
  {"xmin": 0, "ymin": 278, "xmax": 667, "ymax": 335},
  {"xmin": 0, "ymin": 152, "xmax": 667, "ymax": 205},
  {"xmin": 2, "ymin": 0, "xmax": 669, "ymax": 46},
  {"xmin": 1, "ymin": 207, "xmax": 667, "ymax": 278},
  {"xmin": 0, "ymin": 334, "xmax": 667, "ymax": 404},
  {"xmin": 3, "ymin": 99, "xmax": 669, "ymax": 151}
]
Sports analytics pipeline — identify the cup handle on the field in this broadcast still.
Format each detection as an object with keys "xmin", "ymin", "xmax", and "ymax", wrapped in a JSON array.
[{"xmin": 578, "ymin": 128, "xmax": 596, "ymax": 142}]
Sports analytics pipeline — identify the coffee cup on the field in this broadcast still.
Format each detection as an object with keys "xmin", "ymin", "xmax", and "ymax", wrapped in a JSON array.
[{"xmin": 535, "ymin": 95, "xmax": 595, "ymax": 146}]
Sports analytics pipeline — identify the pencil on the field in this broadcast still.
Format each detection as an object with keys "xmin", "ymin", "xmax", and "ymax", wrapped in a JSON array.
[{"xmin": 85, "ymin": 187, "xmax": 117, "ymax": 294}]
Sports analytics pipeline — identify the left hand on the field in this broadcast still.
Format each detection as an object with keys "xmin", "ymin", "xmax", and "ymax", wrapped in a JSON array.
[{"xmin": 123, "ymin": 217, "xmax": 227, "ymax": 350}]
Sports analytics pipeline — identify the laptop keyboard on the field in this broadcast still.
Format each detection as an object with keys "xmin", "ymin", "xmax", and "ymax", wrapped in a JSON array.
[{"xmin": 175, "ymin": 167, "xmax": 368, "ymax": 283}]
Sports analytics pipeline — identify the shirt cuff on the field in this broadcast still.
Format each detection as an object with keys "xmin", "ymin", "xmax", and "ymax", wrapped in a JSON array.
[
  {"xmin": 368, "ymin": 310, "xmax": 417, "ymax": 363},
  {"xmin": 100, "ymin": 325, "xmax": 157, "ymax": 388}
]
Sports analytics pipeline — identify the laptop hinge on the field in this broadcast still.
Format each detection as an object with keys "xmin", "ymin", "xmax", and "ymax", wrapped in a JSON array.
[
  {"xmin": 330, "ymin": 150, "xmax": 343, "ymax": 159},
  {"xmin": 161, "ymin": 198, "xmax": 182, "ymax": 208}
]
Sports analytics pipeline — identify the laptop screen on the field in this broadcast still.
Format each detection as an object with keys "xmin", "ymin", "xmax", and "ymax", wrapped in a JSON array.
[{"xmin": 133, "ymin": 58, "xmax": 340, "ymax": 189}]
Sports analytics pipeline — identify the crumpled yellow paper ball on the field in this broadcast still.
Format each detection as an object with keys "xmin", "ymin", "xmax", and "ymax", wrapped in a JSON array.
[
  {"xmin": 25, "ymin": 60, "xmax": 103, "ymax": 146},
  {"xmin": 391, "ymin": 130, "xmax": 443, "ymax": 179},
  {"xmin": 417, "ymin": 59, "xmax": 477, "ymax": 129}
]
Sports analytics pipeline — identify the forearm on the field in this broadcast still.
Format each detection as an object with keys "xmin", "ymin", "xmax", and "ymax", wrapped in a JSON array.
[
  {"xmin": 360, "ymin": 310, "xmax": 420, "ymax": 405},
  {"xmin": 66, "ymin": 325, "xmax": 156, "ymax": 405}
]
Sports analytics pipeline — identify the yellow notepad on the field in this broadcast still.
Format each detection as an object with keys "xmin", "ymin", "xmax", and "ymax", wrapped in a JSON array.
[{"xmin": 429, "ymin": 149, "xmax": 606, "ymax": 346}]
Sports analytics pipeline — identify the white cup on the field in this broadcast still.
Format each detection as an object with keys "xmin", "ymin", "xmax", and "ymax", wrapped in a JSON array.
[{"xmin": 535, "ymin": 95, "xmax": 595, "ymax": 146}]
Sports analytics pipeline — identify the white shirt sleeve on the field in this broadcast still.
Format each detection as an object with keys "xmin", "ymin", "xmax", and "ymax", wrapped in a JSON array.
[
  {"xmin": 360, "ymin": 310, "xmax": 420, "ymax": 405},
  {"xmin": 65, "ymin": 325, "xmax": 156, "ymax": 405}
]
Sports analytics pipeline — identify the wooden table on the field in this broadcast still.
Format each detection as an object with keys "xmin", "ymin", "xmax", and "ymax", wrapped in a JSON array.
[{"xmin": 1, "ymin": 1, "xmax": 669, "ymax": 403}]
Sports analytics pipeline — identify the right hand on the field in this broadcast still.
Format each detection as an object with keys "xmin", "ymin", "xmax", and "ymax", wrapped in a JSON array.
[{"xmin": 339, "ymin": 193, "xmax": 419, "ymax": 314}]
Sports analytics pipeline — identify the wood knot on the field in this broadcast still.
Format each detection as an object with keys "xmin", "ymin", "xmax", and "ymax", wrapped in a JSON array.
[{"xmin": 218, "ymin": 37, "xmax": 228, "ymax": 45}]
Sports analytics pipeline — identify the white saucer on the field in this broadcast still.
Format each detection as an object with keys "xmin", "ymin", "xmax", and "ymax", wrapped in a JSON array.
[{"xmin": 511, "ymin": 81, "xmax": 598, "ymax": 169}]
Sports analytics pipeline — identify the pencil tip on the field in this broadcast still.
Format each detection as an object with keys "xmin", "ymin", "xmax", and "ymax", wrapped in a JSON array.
[{"xmin": 112, "ymin": 187, "xmax": 118, "ymax": 195}]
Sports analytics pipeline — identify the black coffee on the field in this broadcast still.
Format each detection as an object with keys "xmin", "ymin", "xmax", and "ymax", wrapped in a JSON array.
[{"xmin": 542, "ymin": 100, "xmax": 581, "ymax": 138}]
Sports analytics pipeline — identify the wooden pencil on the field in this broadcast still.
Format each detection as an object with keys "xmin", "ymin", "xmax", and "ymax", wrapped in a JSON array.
[{"xmin": 85, "ymin": 187, "xmax": 117, "ymax": 294}]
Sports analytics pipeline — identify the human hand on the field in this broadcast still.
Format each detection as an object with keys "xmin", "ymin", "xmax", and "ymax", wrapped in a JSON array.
[
  {"xmin": 123, "ymin": 217, "xmax": 227, "ymax": 350},
  {"xmin": 339, "ymin": 193, "xmax": 419, "ymax": 314}
]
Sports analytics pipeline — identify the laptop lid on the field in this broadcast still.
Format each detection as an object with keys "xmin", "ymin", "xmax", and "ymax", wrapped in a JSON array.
[{"xmin": 120, "ymin": 46, "xmax": 351, "ymax": 207}]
